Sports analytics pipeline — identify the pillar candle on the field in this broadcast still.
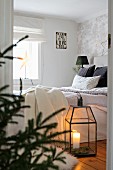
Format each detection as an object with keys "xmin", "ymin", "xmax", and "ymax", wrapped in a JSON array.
[{"xmin": 73, "ymin": 130, "xmax": 80, "ymax": 149}]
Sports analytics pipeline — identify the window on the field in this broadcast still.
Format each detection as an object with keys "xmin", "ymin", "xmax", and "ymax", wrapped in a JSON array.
[
  {"xmin": 13, "ymin": 40, "xmax": 38, "ymax": 79},
  {"xmin": 13, "ymin": 16, "xmax": 46, "ymax": 89},
  {"xmin": 13, "ymin": 40, "xmax": 41, "ymax": 88}
]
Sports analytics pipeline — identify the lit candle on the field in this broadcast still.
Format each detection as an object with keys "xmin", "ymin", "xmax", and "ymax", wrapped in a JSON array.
[{"xmin": 73, "ymin": 130, "xmax": 80, "ymax": 149}]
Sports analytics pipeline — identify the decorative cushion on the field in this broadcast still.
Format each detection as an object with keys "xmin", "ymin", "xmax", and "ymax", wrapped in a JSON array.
[
  {"xmin": 93, "ymin": 66, "xmax": 107, "ymax": 87},
  {"xmin": 78, "ymin": 65, "xmax": 95, "ymax": 77},
  {"xmin": 72, "ymin": 74, "xmax": 100, "ymax": 90}
]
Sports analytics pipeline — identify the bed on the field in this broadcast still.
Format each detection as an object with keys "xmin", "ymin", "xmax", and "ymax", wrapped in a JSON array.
[{"xmin": 23, "ymin": 55, "xmax": 107, "ymax": 142}]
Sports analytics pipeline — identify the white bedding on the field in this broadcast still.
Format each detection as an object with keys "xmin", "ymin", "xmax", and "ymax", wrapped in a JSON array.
[
  {"xmin": 60, "ymin": 86, "xmax": 107, "ymax": 96},
  {"xmin": 90, "ymin": 105, "xmax": 107, "ymax": 140},
  {"xmin": 23, "ymin": 85, "xmax": 107, "ymax": 142},
  {"xmin": 59, "ymin": 86, "xmax": 107, "ymax": 108}
]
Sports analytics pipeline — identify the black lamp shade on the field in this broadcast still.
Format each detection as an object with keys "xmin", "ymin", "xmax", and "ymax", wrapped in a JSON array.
[{"xmin": 76, "ymin": 56, "xmax": 89, "ymax": 67}]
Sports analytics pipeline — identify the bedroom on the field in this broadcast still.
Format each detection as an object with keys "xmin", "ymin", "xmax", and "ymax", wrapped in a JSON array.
[{"xmin": 0, "ymin": 0, "xmax": 113, "ymax": 170}]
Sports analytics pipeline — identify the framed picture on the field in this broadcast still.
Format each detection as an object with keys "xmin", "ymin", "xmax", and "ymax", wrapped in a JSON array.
[{"xmin": 56, "ymin": 32, "xmax": 67, "ymax": 49}]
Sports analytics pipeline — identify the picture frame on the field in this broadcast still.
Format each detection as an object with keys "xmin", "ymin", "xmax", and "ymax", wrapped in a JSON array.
[{"xmin": 56, "ymin": 32, "xmax": 67, "ymax": 49}]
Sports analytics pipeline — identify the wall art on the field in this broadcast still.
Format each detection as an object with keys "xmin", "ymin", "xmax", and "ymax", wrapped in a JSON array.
[{"xmin": 56, "ymin": 32, "xmax": 67, "ymax": 49}]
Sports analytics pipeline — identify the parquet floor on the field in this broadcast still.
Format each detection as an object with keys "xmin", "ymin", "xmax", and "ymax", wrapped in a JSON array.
[{"xmin": 74, "ymin": 140, "xmax": 106, "ymax": 170}]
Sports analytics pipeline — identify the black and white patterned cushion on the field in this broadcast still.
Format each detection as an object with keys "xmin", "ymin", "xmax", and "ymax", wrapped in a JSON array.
[{"xmin": 93, "ymin": 66, "xmax": 107, "ymax": 87}]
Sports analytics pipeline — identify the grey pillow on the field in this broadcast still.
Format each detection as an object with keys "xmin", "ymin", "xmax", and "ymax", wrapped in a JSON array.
[
  {"xmin": 93, "ymin": 66, "xmax": 107, "ymax": 87},
  {"xmin": 78, "ymin": 65, "xmax": 95, "ymax": 77}
]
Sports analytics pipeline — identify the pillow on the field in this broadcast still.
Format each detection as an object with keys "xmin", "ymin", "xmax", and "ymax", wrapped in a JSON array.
[
  {"xmin": 78, "ymin": 65, "xmax": 95, "ymax": 77},
  {"xmin": 93, "ymin": 66, "xmax": 107, "ymax": 87},
  {"xmin": 72, "ymin": 74, "xmax": 100, "ymax": 90}
]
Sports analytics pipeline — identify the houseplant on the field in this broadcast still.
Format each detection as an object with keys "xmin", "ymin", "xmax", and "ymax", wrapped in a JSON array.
[{"xmin": 0, "ymin": 36, "xmax": 67, "ymax": 170}]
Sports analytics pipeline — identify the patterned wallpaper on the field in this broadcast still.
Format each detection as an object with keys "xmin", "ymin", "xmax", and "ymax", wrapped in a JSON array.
[{"xmin": 77, "ymin": 13, "xmax": 108, "ymax": 64}]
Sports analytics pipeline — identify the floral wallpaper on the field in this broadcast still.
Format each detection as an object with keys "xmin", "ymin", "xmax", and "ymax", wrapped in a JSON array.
[{"xmin": 77, "ymin": 13, "xmax": 108, "ymax": 64}]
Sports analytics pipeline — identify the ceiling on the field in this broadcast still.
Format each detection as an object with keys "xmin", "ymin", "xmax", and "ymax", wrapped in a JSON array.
[{"xmin": 14, "ymin": 0, "xmax": 108, "ymax": 23}]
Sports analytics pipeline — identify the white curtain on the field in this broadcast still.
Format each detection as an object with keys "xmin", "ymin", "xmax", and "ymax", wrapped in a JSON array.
[{"xmin": 14, "ymin": 15, "xmax": 46, "ymax": 42}]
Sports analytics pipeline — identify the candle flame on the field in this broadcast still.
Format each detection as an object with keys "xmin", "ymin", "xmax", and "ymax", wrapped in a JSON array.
[
  {"xmin": 72, "ymin": 130, "xmax": 77, "ymax": 133},
  {"xmin": 73, "ymin": 130, "xmax": 80, "ymax": 138}
]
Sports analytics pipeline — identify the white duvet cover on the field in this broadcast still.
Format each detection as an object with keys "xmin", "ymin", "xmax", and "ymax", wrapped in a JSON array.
[
  {"xmin": 59, "ymin": 86, "xmax": 107, "ymax": 108},
  {"xmin": 23, "ymin": 85, "xmax": 107, "ymax": 141}
]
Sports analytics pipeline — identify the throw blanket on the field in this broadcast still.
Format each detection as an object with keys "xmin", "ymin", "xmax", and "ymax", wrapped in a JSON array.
[
  {"xmin": 24, "ymin": 85, "xmax": 69, "ymax": 137},
  {"xmin": 59, "ymin": 86, "xmax": 107, "ymax": 96}
]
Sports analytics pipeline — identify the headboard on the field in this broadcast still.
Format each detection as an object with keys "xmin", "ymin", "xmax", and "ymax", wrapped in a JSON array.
[{"xmin": 94, "ymin": 55, "xmax": 108, "ymax": 67}]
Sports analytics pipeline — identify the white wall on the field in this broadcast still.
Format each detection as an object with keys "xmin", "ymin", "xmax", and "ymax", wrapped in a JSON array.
[
  {"xmin": 41, "ymin": 18, "xmax": 78, "ymax": 87},
  {"xmin": 42, "ymin": 18, "xmax": 77, "ymax": 86}
]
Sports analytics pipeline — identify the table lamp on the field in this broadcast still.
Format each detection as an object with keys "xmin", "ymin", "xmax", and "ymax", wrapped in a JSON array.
[{"xmin": 76, "ymin": 56, "xmax": 89, "ymax": 68}]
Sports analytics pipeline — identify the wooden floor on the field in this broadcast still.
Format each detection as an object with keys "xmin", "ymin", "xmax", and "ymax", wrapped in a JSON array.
[{"xmin": 74, "ymin": 140, "xmax": 106, "ymax": 170}]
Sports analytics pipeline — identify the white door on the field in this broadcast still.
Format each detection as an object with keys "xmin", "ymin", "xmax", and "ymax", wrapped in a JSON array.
[
  {"xmin": 107, "ymin": 0, "xmax": 113, "ymax": 169},
  {"xmin": 0, "ymin": 0, "xmax": 13, "ymax": 92}
]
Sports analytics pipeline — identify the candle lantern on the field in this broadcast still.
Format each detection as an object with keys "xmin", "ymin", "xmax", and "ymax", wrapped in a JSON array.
[{"xmin": 65, "ymin": 105, "xmax": 97, "ymax": 157}]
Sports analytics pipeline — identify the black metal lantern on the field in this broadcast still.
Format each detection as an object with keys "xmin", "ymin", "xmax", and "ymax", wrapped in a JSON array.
[{"xmin": 65, "ymin": 105, "xmax": 97, "ymax": 157}]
